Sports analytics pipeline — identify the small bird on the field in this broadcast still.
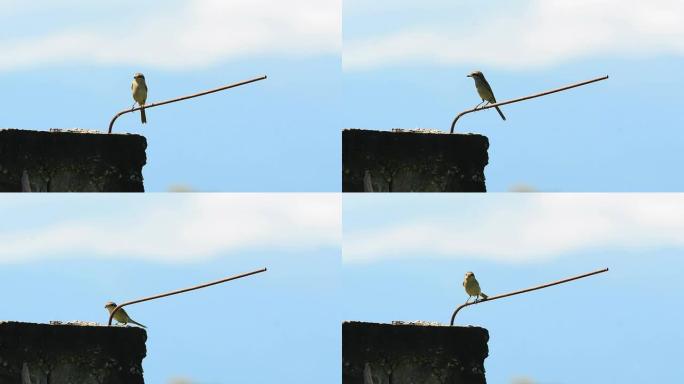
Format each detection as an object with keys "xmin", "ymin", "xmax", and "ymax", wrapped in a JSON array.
[
  {"xmin": 463, "ymin": 271, "xmax": 488, "ymax": 303},
  {"xmin": 104, "ymin": 301, "xmax": 146, "ymax": 328},
  {"xmin": 467, "ymin": 71, "xmax": 506, "ymax": 121},
  {"xmin": 131, "ymin": 73, "xmax": 148, "ymax": 124}
]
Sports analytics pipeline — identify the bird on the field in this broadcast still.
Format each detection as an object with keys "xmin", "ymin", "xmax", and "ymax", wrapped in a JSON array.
[
  {"xmin": 463, "ymin": 271, "xmax": 488, "ymax": 303},
  {"xmin": 104, "ymin": 301, "xmax": 146, "ymax": 328},
  {"xmin": 467, "ymin": 71, "xmax": 506, "ymax": 121},
  {"xmin": 131, "ymin": 73, "xmax": 148, "ymax": 124}
]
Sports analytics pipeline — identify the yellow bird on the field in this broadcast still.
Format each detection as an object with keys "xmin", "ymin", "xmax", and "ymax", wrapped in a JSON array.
[
  {"xmin": 131, "ymin": 73, "xmax": 148, "ymax": 124},
  {"xmin": 105, "ymin": 301, "xmax": 146, "ymax": 328},
  {"xmin": 463, "ymin": 271, "xmax": 488, "ymax": 303},
  {"xmin": 467, "ymin": 71, "xmax": 506, "ymax": 121}
]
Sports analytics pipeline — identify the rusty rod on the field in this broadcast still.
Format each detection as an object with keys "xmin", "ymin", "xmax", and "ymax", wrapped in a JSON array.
[
  {"xmin": 449, "ymin": 267, "xmax": 608, "ymax": 326},
  {"xmin": 450, "ymin": 75, "xmax": 608, "ymax": 133},
  {"xmin": 107, "ymin": 267, "xmax": 267, "ymax": 326},
  {"xmin": 108, "ymin": 75, "xmax": 267, "ymax": 133}
]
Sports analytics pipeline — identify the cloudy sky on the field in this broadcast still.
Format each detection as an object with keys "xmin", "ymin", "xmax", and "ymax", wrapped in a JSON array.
[
  {"xmin": 344, "ymin": 194, "xmax": 684, "ymax": 263},
  {"xmin": 0, "ymin": 193, "xmax": 339, "ymax": 263},
  {"xmin": 344, "ymin": 0, "xmax": 683, "ymax": 70},
  {"xmin": 343, "ymin": 0, "xmax": 684, "ymax": 191},
  {"xmin": 343, "ymin": 194, "xmax": 684, "ymax": 383},
  {"xmin": 0, "ymin": 0, "xmax": 340, "ymax": 191},
  {"xmin": 0, "ymin": 194, "xmax": 341, "ymax": 383},
  {"xmin": 3, "ymin": 0, "xmax": 682, "ymax": 192}
]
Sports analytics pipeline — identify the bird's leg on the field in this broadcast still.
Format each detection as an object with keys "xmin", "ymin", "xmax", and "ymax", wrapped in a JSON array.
[
  {"xmin": 473, "ymin": 101, "xmax": 485, "ymax": 110},
  {"xmin": 131, "ymin": 102, "xmax": 137, "ymax": 111}
]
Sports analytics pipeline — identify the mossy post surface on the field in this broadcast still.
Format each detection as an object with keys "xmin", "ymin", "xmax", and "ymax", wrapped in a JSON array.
[
  {"xmin": 343, "ymin": 321, "xmax": 489, "ymax": 384},
  {"xmin": 0, "ymin": 129, "xmax": 146, "ymax": 192},
  {"xmin": 342, "ymin": 129, "xmax": 489, "ymax": 192},
  {"xmin": 0, "ymin": 321, "xmax": 147, "ymax": 384}
]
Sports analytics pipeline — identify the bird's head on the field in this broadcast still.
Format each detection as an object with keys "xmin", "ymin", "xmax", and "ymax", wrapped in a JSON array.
[
  {"xmin": 464, "ymin": 271, "xmax": 475, "ymax": 279},
  {"xmin": 133, "ymin": 73, "xmax": 145, "ymax": 80},
  {"xmin": 104, "ymin": 302, "xmax": 117, "ymax": 310},
  {"xmin": 467, "ymin": 71, "xmax": 483, "ymax": 79}
]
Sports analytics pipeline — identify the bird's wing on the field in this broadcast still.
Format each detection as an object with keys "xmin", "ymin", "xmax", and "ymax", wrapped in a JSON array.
[{"xmin": 482, "ymin": 78, "xmax": 497, "ymax": 102}]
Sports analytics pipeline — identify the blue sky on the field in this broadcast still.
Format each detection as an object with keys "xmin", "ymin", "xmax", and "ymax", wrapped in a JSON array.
[
  {"xmin": 4, "ymin": 1, "xmax": 683, "ymax": 192},
  {"xmin": 0, "ymin": 194, "xmax": 341, "ymax": 383},
  {"xmin": 343, "ymin": 0, "xmax": 684, "ymax": 191},
  {"xmin": 343, "ymin": 194, "xmax": 684, "ymax": 383},
  {"xmin": 0, "ymin": 1, "xmax": 340, "ymax": 192}
]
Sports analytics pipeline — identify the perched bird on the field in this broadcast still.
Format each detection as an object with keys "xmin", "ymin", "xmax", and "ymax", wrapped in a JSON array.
[
  {"xmin": 463, "ymin": 271, "xmax": 488, "ymax": 303},
  {"xmin": 131, "ymin": 73, "xmax": 148, "ymax": 124},
  {"xmin": 104, "ymin": 301, "xmax": 146, "ymax": 328},
  {"xmin": 467, "ymin": 71, "xmax": 506, "ymax": 121}
]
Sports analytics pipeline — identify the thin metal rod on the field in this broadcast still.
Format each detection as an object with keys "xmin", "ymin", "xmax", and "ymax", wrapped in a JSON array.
[
  {"xmin": 450, "ymin": 75, "xmax": 609, "ymax": 133},
  {"xmin": 108, "ymin": 75, "xmax": 267, "ymax": 134},
  {"xmin": 108, "ymin": 267, "xmax": 267, "ymax": 326},
  {"xmin": 450, "ymin": 267, "xmax": 608, "ymax": 326}
]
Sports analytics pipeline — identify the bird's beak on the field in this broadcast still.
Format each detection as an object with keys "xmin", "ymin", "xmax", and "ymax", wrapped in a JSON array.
[{"xmin": 466, "ymin": 74, "xmax": 472, "ymax": 77}]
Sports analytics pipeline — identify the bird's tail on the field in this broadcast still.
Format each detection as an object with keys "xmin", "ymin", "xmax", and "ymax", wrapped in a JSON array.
[
  {"xmin": 140, "ymin": 106, "xmax": 147, "ymax": 124},
  {"xmin": 494, "ymin": 106, "xmax": 506, "ymax": 121},
  {"xmin": 479, "ymin": 293, "xmax": 488, "ymax": 300},
  {"xmin": 129, "ymin": 319, "xmax": 147, "ymax": 328}
]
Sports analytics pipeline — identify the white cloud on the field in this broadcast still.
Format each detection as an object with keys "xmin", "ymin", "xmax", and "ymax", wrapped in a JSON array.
[
  {"xmin": 0, "ymin": 194, "xmax": 340, "ymax": 263},
  {"xmin": 0, "ymin": 0, "xmax": 340, "ymax": 72},
  {"xmin": 344, "ymin": 0, "xmax": 684, "ymax": 71},
  {"xmin": 344, "ymin": 195, "xmax": 684, "ymax": 263}
]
